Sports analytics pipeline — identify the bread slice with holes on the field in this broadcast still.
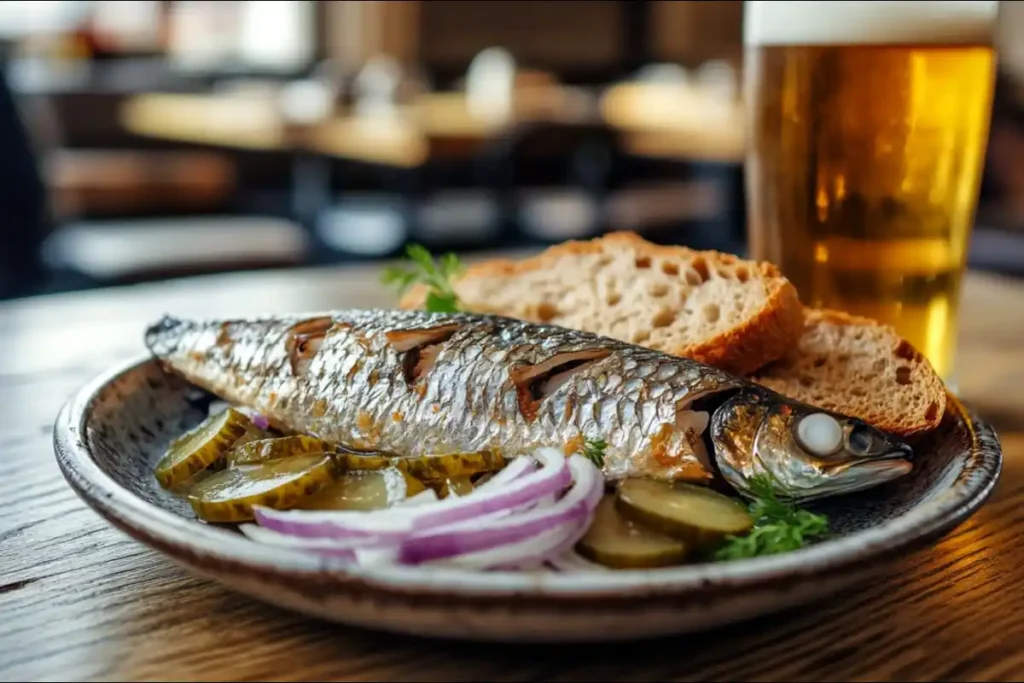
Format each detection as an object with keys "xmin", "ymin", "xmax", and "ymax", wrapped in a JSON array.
[
  {"xmin": 750, "ymin": 309, "xmax": 947, "ymax": 437},
  {"xmin": 397, "ymin": 231, "xmax": 805, "ymax": 377}
]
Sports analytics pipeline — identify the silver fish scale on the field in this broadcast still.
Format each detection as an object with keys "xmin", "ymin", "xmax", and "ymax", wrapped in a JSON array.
[{"xmin": 146, "ymin": 310, "xmax": 746, "ymax": 482}]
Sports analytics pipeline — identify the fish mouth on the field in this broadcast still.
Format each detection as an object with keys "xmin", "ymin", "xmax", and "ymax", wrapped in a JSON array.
[{"xmin": 817, "ymin": 450, "xmax": 913, "ymax": 498}]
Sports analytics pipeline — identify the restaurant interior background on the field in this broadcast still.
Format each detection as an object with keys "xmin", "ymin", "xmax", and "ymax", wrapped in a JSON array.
[{"xmin": 2, "ymin": 0, "xmax": 1024, "ymax": 301}]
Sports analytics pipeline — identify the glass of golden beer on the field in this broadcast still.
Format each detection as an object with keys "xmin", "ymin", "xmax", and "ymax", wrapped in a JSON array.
[{"xmin": 743, "ymin": 0, "xmax": 999, "ymax": 387}]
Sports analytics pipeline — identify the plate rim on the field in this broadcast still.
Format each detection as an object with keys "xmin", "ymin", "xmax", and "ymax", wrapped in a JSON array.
[{"xmin": 53, "ymin": 353, "xmax": 1003, "ymax": 604}]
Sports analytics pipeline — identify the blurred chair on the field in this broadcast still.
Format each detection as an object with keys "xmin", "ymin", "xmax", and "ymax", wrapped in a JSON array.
[
  {"xmin": 47, "ymin": 149, "xmax": 236, "ymax": 219},
  {"xmin": 0, "ymin": 62, "xmax": 51, "ymax": 300}
]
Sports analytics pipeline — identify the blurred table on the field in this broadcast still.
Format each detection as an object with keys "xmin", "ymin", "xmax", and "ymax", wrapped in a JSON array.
[
  {"xmin": 599, "ymin": 81, "xmax": 746, "ymax": 163},
  {"xmin": 121, "ymin": 82, "xmax": 751, "ymax": 166},
  {"xmin": 120, "ymin": 92, "xmax": 294, "ymax": 151},
  {"xmin": 120, "ymin": 87, "xmax": 596, "ymax": 166},
  {"xmin": 1, "ymin": 261, "xmax": 1023, "ymax": 681}
]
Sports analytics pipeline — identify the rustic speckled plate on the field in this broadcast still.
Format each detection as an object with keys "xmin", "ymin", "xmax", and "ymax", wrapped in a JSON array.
[{"xmin": 53, "ymin": 354, "xmax": 1002, "ymax": 642}]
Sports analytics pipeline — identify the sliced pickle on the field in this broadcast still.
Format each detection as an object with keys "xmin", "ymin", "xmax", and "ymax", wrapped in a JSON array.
[
  {"xmin": 186, "ymin": 453, "xmax": 339, "ymax": 523},
  {"xmin": 233, "ymin": 421, "xmax": 276, "ymax": 448},
  {"xmin": 438, "ymin": 477, "xmax": 475, "ymax": 499},
  {"xmin": 167, "ymin": 467, "xmax": 218, "ymax": 496},
  {"xmin": 402, "ymin": 471, "xmax": 427, "ymax": 498},
  {"xmin": 226, "ymin": 435, "xmax": 333, "ymax": 467},
  {"xmin": 208, "ymin": 421, "xmax": 274, "ymax": 472},
  {"xmin": 615, "ymin": 478, "xmax": 754, "ymax": 548},
  {"xmin": 297, "ymin": 467, "xmax": 426, "ymax": 511},
  {"xmin": 154, "ymin": 408, "xmax": 251, "ymax": 489},
  {"xmin": 333, "ymin": 450, "xmax": 505, "ymax": 482},
  {"xmin": 406, "ymin": 451, "xmax": 505, "ymax": 481},
  {"xmin": 329, "ymin": 452, "xmax": 394, "ymax": 471},
  {"xmin": 576, "ymin": 495, "xmax": 689, "ymax": 569}
]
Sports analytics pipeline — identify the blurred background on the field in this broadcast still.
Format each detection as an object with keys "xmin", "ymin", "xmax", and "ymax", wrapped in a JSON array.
[{"xmin": 2, "ymin": 0, "xmax": 1024, "ymax": 301}]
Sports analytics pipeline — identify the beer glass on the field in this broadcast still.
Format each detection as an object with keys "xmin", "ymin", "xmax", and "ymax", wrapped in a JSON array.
[{"xmin": 743, "ymin": 0, "xmax": 999, "ymax": 386}]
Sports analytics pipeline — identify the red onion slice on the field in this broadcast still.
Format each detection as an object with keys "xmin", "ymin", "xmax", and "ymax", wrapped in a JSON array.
[
  {"xmin": 237, "ymin": 523, "xmax": 362, "ymax": 558},
  {"xmin": 252, "ymin": 505, "xmax": 417, "ymax": 539},
  {"xmin": 543, "ymin": 468, "xmax": 605, "ymax": 557},
  {"xmin": 430, "ymin": 520, "xmax": 583, "ymax": 571},
  {"xmin": 473, "ymin": 455, "xmax": 536, "ymax": 491},
  {"xmin": 409, "ymin": 448, "xmax": 570, "ymax": 529},
  {"xmin": 398, "ymin": 503, "xmax": 590, "ymax": 564},
  {"xmin": 396, "ymin": 455, "xmax": 600, "ymax": 565},
  {"xmin": 498, "ymin": 465, "xmax": 605, "ymax": 571},
  {"xmin": 354, "ymin": 546, "xmax": 399, "ymax": 566},
  {"xmin": 252, "ymin": 447, "xmax": 570, "ymax": 540},
  {"xmin": 398, "ymin": 502, "xmax": 591, "ymax": 564},
  {"xmin": 423, "ymin": 456, "xmax": 605, "ymax": 570},
  {"xmin": 547, "ymin": 551, "xmax": 609, "ymax": 572},
  {"xmin": 241, "ymin": 448, "xmax": 609, "ymax": 572},
  {"xmin": 398, "ymin": 489, "xmax": 438, "ymax": 507}
]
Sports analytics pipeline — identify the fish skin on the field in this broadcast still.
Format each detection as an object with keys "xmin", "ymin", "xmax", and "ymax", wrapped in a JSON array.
[
  {"xmin": 709, "ymin": 388, "xmax": 915, "ymax": 502},
  {"xmin": 145, "ymin": 310, "xmax": 745, "ymax": 483},
  {"xmin": 145, "ymin": 309, "xmax": 916, "ymax": 499}
]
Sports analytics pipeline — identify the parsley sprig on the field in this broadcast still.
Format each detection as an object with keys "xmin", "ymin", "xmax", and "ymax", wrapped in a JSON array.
[
  {"xmin": 713, "ymin": 473, "xmax": 830, "ymax": 561},
  {"xmin": 582, "ymin": 438, "xmax": 607, "ymax": 469},
  {"xmin": 381, "ymin": 244, "xmax": 464, "ymax": 313}
]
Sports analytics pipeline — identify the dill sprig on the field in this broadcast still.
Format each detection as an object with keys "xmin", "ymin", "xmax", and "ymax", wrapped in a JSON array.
[
  {"xmin": 713, "ymin": 473, "xmax": 830, "ymax": 561},
  {"xmin": 582, "ymin": 438, "xmax": 607, "ymax": 469},
  {"xmin": 381, "ymin": 244, "xmax": 464, "ymax": 313}
]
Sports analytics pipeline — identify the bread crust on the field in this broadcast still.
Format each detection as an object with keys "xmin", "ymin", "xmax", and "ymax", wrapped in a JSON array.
[
  {"xmin": 750, "ymin": 307, "xmax": 947, "ymax": 436},
  {"xmin": 397, "ymin": 231, "xmax": 804, "ymax": 376}
]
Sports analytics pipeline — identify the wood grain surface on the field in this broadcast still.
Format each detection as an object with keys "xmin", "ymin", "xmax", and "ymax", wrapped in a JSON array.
[{"xmin": 1, "ymin": 261, "xmax": 1023, "ymax": 682}]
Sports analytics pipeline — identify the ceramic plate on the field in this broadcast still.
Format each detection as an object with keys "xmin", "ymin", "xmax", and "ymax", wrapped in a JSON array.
[{"xmin": 53, "ymin": 354, "xmax": 1002, "ymax": 642}]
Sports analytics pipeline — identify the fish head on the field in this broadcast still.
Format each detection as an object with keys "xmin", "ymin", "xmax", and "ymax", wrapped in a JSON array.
[{"xmin": 708, "ymin": 388, "xmax": 914, "ymax": 502}]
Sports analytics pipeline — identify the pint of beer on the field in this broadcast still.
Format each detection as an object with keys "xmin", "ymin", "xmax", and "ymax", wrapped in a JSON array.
[{"xmin": 743, "ymin": 1, "xmax": 999, "ymax": 384}]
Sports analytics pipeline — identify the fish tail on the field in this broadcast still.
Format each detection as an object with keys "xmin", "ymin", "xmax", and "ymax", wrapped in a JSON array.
[{"xmin": 145, "ymin": 314, "xmax": 191, "ymax": 359}]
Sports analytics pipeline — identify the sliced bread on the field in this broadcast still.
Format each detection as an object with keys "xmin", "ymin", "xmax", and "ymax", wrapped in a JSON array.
[
  {"xmin": 750, "ymin": 309, "xmax": 947, "ymax": 437},
  {"xmin": 398, "ymin": 231, "xmax": 804, "ymax": 377}
]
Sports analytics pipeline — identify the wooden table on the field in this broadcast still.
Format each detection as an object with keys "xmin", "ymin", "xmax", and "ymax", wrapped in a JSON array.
[{"xmin": 2, "ymin": 263, "xmax": 1023, "ymax": 681}]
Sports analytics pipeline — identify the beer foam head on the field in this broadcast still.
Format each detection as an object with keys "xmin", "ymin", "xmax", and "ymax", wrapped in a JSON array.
[{"xmin": 744, "ymin": 1, "xmax": 998, "ymax": 46}]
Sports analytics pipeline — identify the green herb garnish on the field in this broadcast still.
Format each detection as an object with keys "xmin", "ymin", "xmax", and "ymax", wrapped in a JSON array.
[
  {"xmin": 381, "ymin": 243, "xmax": 464, "ymax": 313},
  {"xmin": 713, "ymin": 473, "xmax": 830, "ymax": 561},
  {"xmin": 582, "ymin": 438, "xmax": 607, "ymax": 469}
]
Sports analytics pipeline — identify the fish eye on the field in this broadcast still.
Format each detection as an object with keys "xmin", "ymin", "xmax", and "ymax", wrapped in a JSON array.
[
  {"xmin": 847, "ymin": 423, "xmax": 876, "ymax": 455},
  {"xmin": 795, "ymin": 413, "xmax": 843, "ymax": 457}
]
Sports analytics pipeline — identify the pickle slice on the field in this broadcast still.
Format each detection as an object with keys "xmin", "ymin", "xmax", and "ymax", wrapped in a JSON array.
[
  {"xmin": 226, "ymin": 435, "xmax": 334, "ymax": 467},
  {"xmin": 329, "ymin": 453, "xmax": 394, "ymax": 471},
  {"xmin": 167, "ymin": 467, "xmax": 217, "ymax": 496},
  {"xmin": 154, "ymin": 408, "xmax": 251, "ymax": 489},
  {"xmin": 233, "ymin": 421, "xmax": 276, "ymax": 448},
  {"xmin": 407, "ymin": 451, "xmax": 505, "ymax": 481},
  {"xmin": 576, "ymin": 495, "xmax": 689, "ymax": 569},
  {"xmin": 207, "ymin": 421, "xmax": 275, "ymax": 472},
  {"xmin": 401, "ymin": 470, "xmax": 427, "ymax": 498},
  {"xmin": 333, "ymin": 450, "xmax": 505, "ymax": 482},
  {"xmin": 615, "ymin": 479, "xmax": 753, "ymax": 548},
  {"xmin": 438, "ymin": 477, "xmax": 475, "ymax": 499},
  {"xmin": 297, "ymin": 468, "xmax": 426, "ymax": 511},
  {"xmin": 187, "ymin": 453, "xmax": 339, "ymax": 523}
]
